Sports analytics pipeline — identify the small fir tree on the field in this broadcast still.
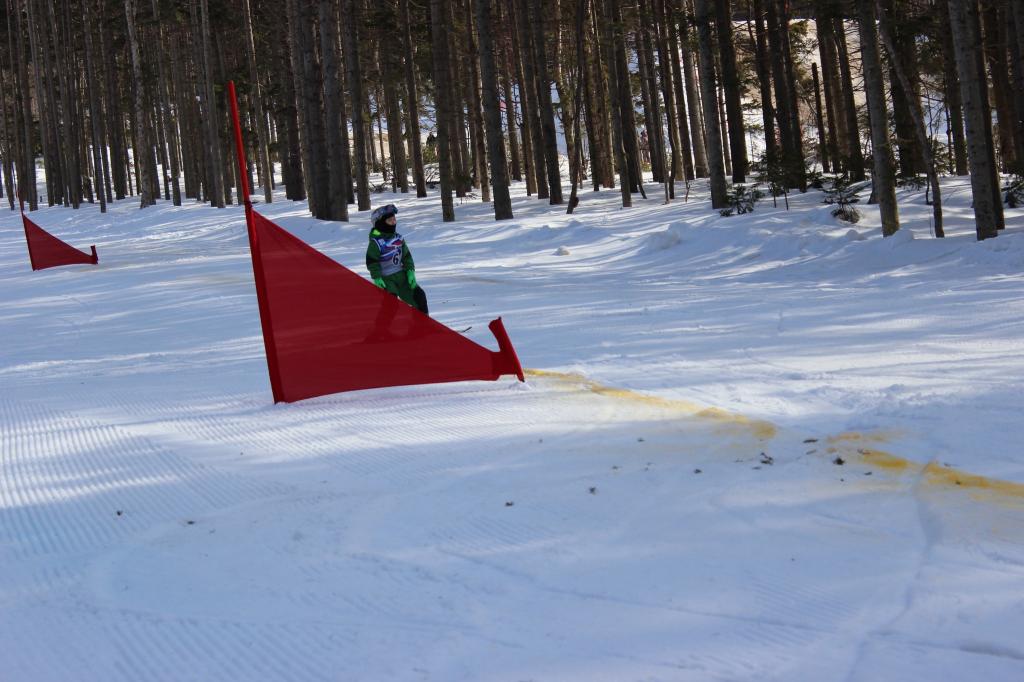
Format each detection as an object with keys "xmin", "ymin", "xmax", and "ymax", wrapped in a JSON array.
[
  {"xmin": 719, "ymin": 184, "xmax": 765, "ymax": 217},
  {"xmin": 823, "ymin": 175, "xmax": 862, "ymax": 223}
]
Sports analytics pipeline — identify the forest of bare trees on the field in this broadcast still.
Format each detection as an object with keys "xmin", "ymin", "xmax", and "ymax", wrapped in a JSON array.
[{"xmin": 0, "ymin": 0, "xmax": 1020, "ymax": 240}]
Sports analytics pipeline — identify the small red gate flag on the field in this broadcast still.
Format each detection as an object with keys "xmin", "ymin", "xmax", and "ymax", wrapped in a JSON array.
[{"xmin": 21, "ymin": 209, "xmax": 98, "ymax": 271}]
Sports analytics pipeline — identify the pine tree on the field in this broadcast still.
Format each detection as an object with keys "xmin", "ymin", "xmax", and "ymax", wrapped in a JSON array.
[
  {"xmin": 475, "ymin": 0, "xmax": 513, "ymax": 219},
  {"xmin": 125, "ymin": 0, "xmax": 154, "ymax": 208},
  {"xmin": 694, "ymin": 0, "xmax": 728, "ymax": 207},
  {"xmin": 430, "ymin": 0, "xmax": 456, "ymax": 221},
  {"xmin": 947, "ymin": 0, "xmax": 1004, "ymax": 238},
  {"xmin": 857, "ymin": 0, "xmax": 899, "ymax": 236}
]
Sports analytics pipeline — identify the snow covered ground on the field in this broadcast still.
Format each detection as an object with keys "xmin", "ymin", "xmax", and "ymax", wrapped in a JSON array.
[{"xmin": 2, "ymin": 175, "xmax": 1024, "ymax": 681}]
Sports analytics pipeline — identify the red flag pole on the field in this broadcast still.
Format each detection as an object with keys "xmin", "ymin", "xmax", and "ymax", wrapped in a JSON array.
[
  {"xmin": 228, "ymin": 80, "xmax": 285, "ymax": 403},
  {"xmin": 227, "ymin": 82, "xmax": 251, "ymax": 208},
  {"xmin": 16, "ymin": 180, "xmax": 38, "ymax": 270}
]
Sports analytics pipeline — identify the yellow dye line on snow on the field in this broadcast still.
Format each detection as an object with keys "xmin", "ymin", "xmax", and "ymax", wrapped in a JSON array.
[
  {"xmin": 922, "ymin": 461, "xmax": 1024, "ymax": 499},
  {"xmin": 825, "ymin": 434, "xmax": 1024, "ymax": 502},
  {"xmin": 525, "ymin": 369, "xmax": 778, "ymax": 440},
  {"xmin": 524, "ymin": 372, "xmax": 1024, "ymax": 502}
]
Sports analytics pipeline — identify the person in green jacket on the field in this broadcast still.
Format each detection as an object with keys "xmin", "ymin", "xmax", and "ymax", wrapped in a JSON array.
[{"xmin": 365, "ymin": 204, "xmax": 428, "ymax": 315}]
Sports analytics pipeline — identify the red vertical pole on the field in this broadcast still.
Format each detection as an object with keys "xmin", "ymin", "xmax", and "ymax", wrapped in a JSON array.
[
  {"xmin": 17, "ymin": 181, "xmax": 38, "ymax": 270},
  {"xmin": 228, "ymin": 81, "xmax": 285, "ymax": 403},
  {"xmin": 227, "ymin": 81, "xmax": 251, "ymax": 207}
]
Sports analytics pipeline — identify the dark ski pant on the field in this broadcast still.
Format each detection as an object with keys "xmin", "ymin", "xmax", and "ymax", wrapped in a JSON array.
[
  {"xmin": 382, "ymin": 276, "xmax": 428, "ymax": 316},
  {"xmin": 391, "ymin": 285, "xmax": 427, "ymax": 315},
  {"xmin": 372, "ymin": 285, "xmax": 429, "ymax": 332}
]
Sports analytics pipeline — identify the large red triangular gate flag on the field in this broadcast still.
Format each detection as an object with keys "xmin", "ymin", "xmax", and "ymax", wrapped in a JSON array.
[
  {"xmin": 21, "ymin": 206, "xmax": 99, "ymax": 271},
  {"xmin": 247, "ymin": 210, "xmax": 524, "ymax": 403},
  {"xmin": 227, "ymin": 81, "xmax": 524, "ymax": 404}
]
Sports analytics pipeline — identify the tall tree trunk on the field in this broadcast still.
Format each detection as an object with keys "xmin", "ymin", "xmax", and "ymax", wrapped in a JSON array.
[
  {"xmin": 10, "ymin": 0, "xmax": 37, "ymax": 208},
  {"xmin": 505, "ymin": 5, "xmax": 536, "ymax": 192},
  {"xmin": 383, "ymin": 43, "xmax": 409, "ymax": 194},
  {"xmin": 568, "ymin": 0, "xmax": 590, "ymax": 211},
  {"xmin": 948, "ymin": 0, "xmax": 1004, "ymax": 238},
  {"xmin": 499, "ymin": 15, "xmax": 523, "ymax": 183},
  {"xmin": 586, "ymin": 2, "xmax": 615, "ymax": 188},
  {"xmin": 50, "ymin": 0, "xmax": 81, "ymax": 206},
  {"xmin": 1014, "ymin": 0, "xmax": 1024, "ymax": 103},
  {"xmin": 717, "ymin": 77, "xmax": 732, "ymax": 177},
  {"xmin": 814, "ymin": 3, "xmax": 842, "ymax": 174},
  {"xmin": 288, "ymin": 0, "xmax": 328, "ymax": 216},
  {"xmin": 475, "ymin": 0, "xmax": 513, "ymax": 218},
  {"xmin": 636, "ymin": 24, "xmax": 664, "ymax": 184},
  {"xmin": 430, "ymin": 0, "xmax": 456, "ymax": 220},
  {"xmin": 779, "ymin": 0, "xmax": 804, "ymax": 183},
  {"xmin": 400, "ymin": 0, "xmax": 427, "ymax": 197},
  {"xmin": 532, "ymin": 0, "xmax": 565, "ymax": 201},
  {"xmin": 342, "ymin": 0, "xmax": 371, "ymax": 211},
  {"xmin": 497, "ymin": 5, "xmax": 524, "ymax": 183},
  {"xmin": 370, "ymin": 94, "xmax": 382, "ymax": 176},
  {"xmin": 857, "ymin": 0, "xmax": 899, "ymax": 236},
  {"xmin": 172, "ymin": 30, "xmax": 200, "ymax": 200},
  {"xmin": 214, "ymin": 32, "xmax": 235, "ymax": 206},
  {"xmin": 244, "ymin": 0, "xmax": 273, "ymax": 204},
  {"xmin": 275, "ymin": 13, "xmax": 305, "ymax": 201},
  {"xmin": 981, "ymin": 0, "xmax": 1021, "ymax": 170},
  {"xmin": 811, "ymin": 63, "xmax": 829, "ymax": 172},
  {"xmin": 510, "ymin": 5, "xmax": 538, "ymax": 194},
  {"xmin": 91, "ymin": 0, "xmax": 113, "ymax": 204},
  {"xmin": 28, "ymin": 0, "xmax": 60, "ymax": 205},
  {"xmin": 143, "ymin": 0, "xmax": 169, "ymax": 202},
  {"xmin": 515, "ymin": 0, "xmax": 551, "ymax": 200},
  {"xmin": 449, "ymin": 47, "xmax": 471, "ymax": 196},
  {"xmin": 99, "ymin": 8, "xmax": 125, "ymax": 201},
  {"xmin": 835, "ymin": 14, "xmax": 866, "ymax": 180},
  {"xmin": 0, "ymin": 41, "xmax": 15, "ymax": 209},
  {"xmin": 766, "ymin": 0, "xmax": 804, "ymax": 189},
  {"xmin": 609, "ymin": 0, "xmax": 644, "ymax": 196},
  {"xmin": 751, "ymin": 0, "xmax": 778, "ymax": 170},
  {"xmin": 551, "ymin": 0, "xmax": 577, "ymax": 190},
  {"xmin": 147, "ymin": 94, "xmax": 168, "ymax": 202},
  {"xmin": 83, "ymin": 0, "xmax": 107, "ymax": 212},
  {"xmin": 715, "ymin": 0, "xmax": 747, "ymax": 181},
  {"xmin": 1006, "ymin": 0, "xmax": 1024, "ymax": 172},
  {"xmin": 581, "ymin": 25, "xmax": 602, "ymax": 190},
  {"xmin": 320, "ymin": 0, "xmax": 350, "ymax": 220},
  {"xmin": 125, "ymin": 0, "xmax": 154, "ymax": 207},
  {"xmin": 677, "ymin": 1, "xmax": 705, "ymax": 178},
  {"xmin": 942, "ymin": 44, "xmax": 969, "ymax": 176},
  {"xmin": 600, "ymin": 0, "xmax": 631, "ymax": 206},
  {"xmin": 650, "ymin": 0, "xmax": 682, "ymax": 187},
  {"xmin": 197, "ymin": 0, "xmax": 225, "ymax": 207},
  {"xmin": 694, "ymin": 0, "xmax": 728, "ymax": 207},
  {"xmin": 465, "ymin": 0, "xmax": 490, "ymax": 201},
  {"xmin": 880, "ymin": 0, "xmax": 924, "ymax": 177},
  {"xmin": 877, "ymin": 0, "xmax": 943, "ymax": 237},
  {"xmin": 154, "ymin": 0, "xmax": 182, "ymax": 205}
]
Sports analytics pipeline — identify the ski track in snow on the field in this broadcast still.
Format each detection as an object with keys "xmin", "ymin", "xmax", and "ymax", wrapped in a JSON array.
[{"xmin": 3, "ymin": 177, "xmax": 1024, "ymax": 680}]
